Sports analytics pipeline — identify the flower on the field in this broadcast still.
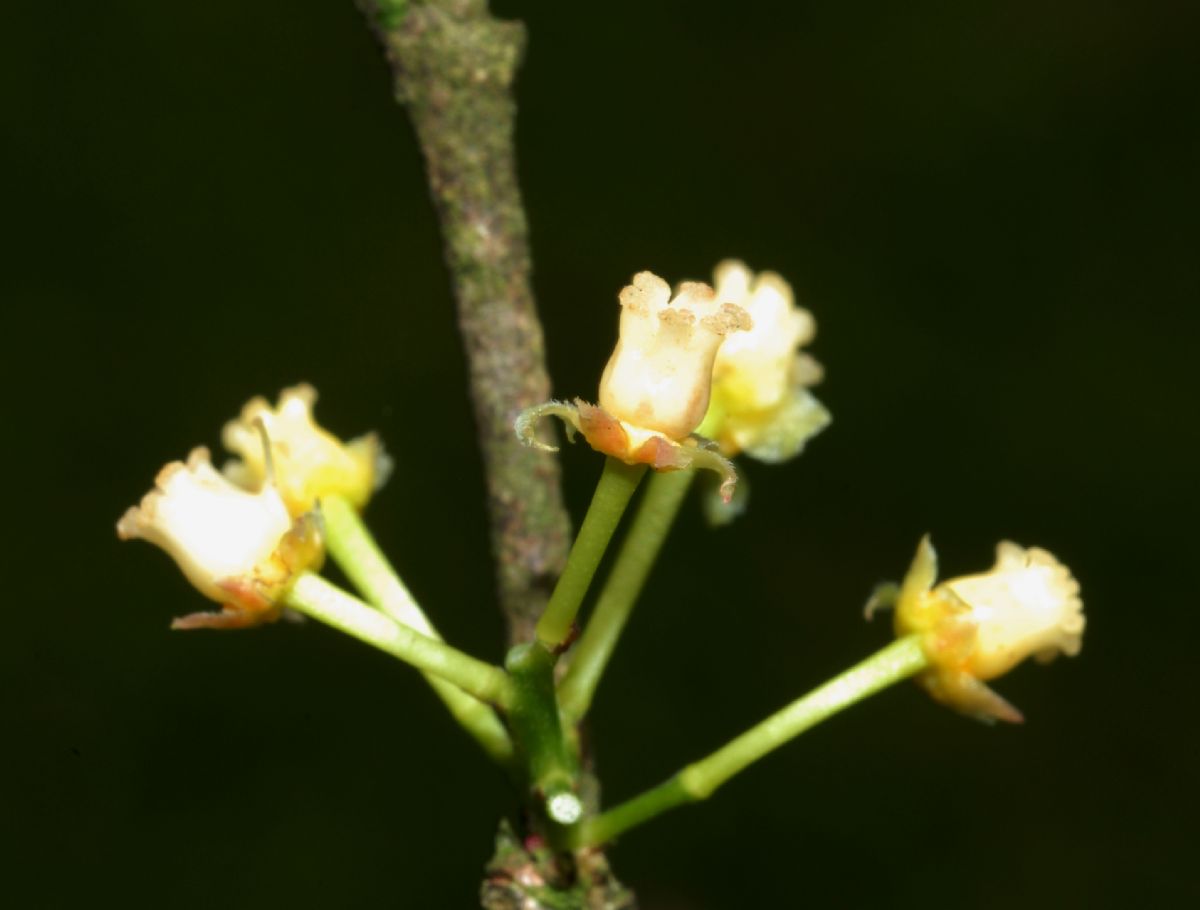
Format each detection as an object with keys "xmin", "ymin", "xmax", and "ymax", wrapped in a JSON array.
[
  {"xmin": 891, "ymin": 535, "xmax": 1084, "ymax": 723},
  {"xmin": 117, "ymin": 447, "xmax": 322, "ymax": 628},
  {"xmin": 599, "ymin": 271, "xmax": 751, "ymax": 439},
  {"xmin": 697, "ymin": 260, "xmax": 829, "ymax": 462},
  {"xmin": 516, "ymin": 271, "xmax": 751, "ymax": 501},
  {"xmin": 222, "ymin": 383, "xmax": 390, "ymax": 517}
]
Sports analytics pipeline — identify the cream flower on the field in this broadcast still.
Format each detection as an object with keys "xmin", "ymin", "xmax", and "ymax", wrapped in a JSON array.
[
  {"xmin": 599, "ymin": 271, "xmax": 751, "ymax": 439},
  {"xmin": 222, "ymin": 383, "xmax": 390, "ymax": 517},
  {"xmin": 517, "ymin": 271, "xmax": 752, "ymax": 501},
  {"xmin": 117, "ymin": 447, "xmax": 322, "ymax": 628},
  {"xmin": 698, "ymin": 260, "xmax": 829, "ymax": 462},
  {"xmin": 941, "ymin": 542, "xmax": 1085, "ymax": 677},
  {"xmin": 890, "ymin": 535, "xmax": 1084, "ymax": 723}
]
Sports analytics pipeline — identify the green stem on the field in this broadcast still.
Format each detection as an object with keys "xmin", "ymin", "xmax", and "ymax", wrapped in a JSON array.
[
  {"xmin": 505, "ymin": 642, "xmax": 582, "ymax": 829},
  {"xmin": 285, "ymin": 572, "xmax": 514, "ymax": 710},
  {"xmin": 319, "ymin": 496, "xmax": 514, "ymax": 767},
  {"xmin": 535, "ymin": 458, "xmax": 646, "ymax": 648},
  {"xmin": 321, "ymin": 494, "xmax": 435, "ymax": 634},
  {"xmin": 577, "ymin": 635, "xmax": 929, "ymax": 847},
  {"xmin": 558, "ymin": 469, "xmax": 694, "ymax": 721}
]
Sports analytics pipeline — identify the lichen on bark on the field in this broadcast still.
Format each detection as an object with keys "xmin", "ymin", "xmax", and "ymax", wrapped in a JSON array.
[{"xmin": 359, "ymin": 0, "xmax": 571, "ymax": 646}]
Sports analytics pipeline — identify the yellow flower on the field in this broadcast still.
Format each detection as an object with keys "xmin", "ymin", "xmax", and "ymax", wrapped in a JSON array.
[
  {"xmin": 222, "ymin": 383, "xmax": 390, "ymax": 517},
  {"xmin": 892, "ymin": 535, "xmax": 1084, "ymax": 723},
  {"xmin": 699, "ymin": 260, "xmax": 829, "ymax": 462},
  {"xmin": 599, "ymin": 271, "xmax": 752, "ymax": 439},
  {"xmin": 117, "ymin": 448, "xmax": 323, "ymax": 628},
  {"xmin": 516, "ymin": 271, "xmax": 752, "ymax": 501}
]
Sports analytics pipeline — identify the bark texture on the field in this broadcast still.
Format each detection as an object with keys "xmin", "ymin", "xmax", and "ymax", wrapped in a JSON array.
[{"xmin": 361, "ymin": 0, "xmax": 571, "ymax": 646}]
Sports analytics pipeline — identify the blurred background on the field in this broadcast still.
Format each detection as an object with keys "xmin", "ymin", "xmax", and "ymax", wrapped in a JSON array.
[{"xmin": 5, "ymin": 0, "xmax": 1198, "ymax": 906}]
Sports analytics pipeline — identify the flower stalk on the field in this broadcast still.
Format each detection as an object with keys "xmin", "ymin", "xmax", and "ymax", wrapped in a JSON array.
[
  {"xmin": 535, "ymin": 457, "xmax": 647, "ymax": 649},
  {"xmin": 320, "ymin": 495, "xmax": 432, "ymax": 632},
  {"xmin": 320, "ymin": 494, "xmax": 515, "ymax": 766},
  {"xmin": 284, "ymin": 572, "xmax": 515, "ymax": 709},
  {"xmin": 505, "ymin": 642, "xmax": 582, "ymax": 830},
  {"xmin": 558, "ymin": 469, "xmax": 695, "ymax": 722},
  {"xmin": 577, "ymin": 635, "xmax": 929, "ymax": 847}
]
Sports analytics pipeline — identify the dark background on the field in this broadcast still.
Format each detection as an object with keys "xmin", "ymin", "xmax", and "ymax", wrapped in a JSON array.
[{"xmin": 6, "ymin": 1, "xmax": 1198, "ymax": 906}]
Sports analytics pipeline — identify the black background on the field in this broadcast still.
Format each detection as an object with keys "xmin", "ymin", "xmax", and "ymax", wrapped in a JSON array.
[{"xmin": 6, "ymin": 1, "xmax": 1198, "ymax": 906}]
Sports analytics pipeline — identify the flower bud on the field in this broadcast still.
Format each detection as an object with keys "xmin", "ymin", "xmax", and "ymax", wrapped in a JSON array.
[
  {"xmin": 699, "ymin": 260, "xmax": 829, "ymax": 462},
  {"xmin": 222, "ymin": 384, "xmax": 390, "ymax": 517},
  {"xmin": 599, "ymin": 271, "xmax": 751, "ymax": 440},
  {"xmin": 117, "ymin": 447, "xmax": 322, "ymax": 628},
  {"xmin": 893, "ymin": 536, "xmax": 1084, "ymax": 723}
]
